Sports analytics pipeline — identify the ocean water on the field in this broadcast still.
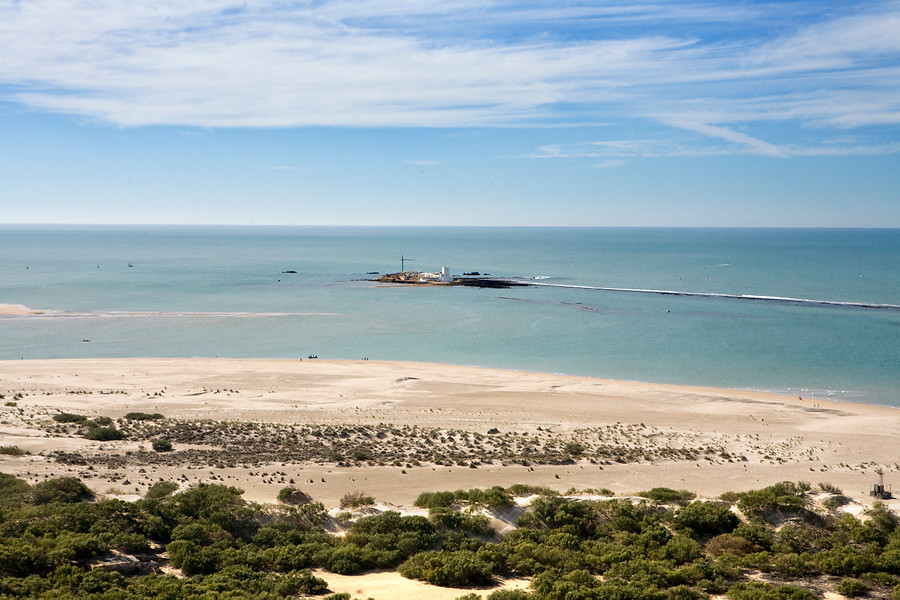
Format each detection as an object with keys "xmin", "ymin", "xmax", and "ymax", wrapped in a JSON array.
[{"xmin": 1, "ymin": 226, "xmax": 898, "ymax": 407}]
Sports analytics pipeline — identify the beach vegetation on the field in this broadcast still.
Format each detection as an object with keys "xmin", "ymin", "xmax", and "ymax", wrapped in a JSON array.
[
  {"xmin": 145, "ymin": 480, "xmax": 179, "ymax": 499},
  {"xmin": 276, "ymin": 486, "xmax": 311, "ymax": 505},
  {"xmin": 837, "ymin": 577, "xmax": 873, "ymax": 597},
  {"xmin": 414, "ymin": 486, "xmax": 513, "ymax": 510},
  {"xmin": 399, "ymin": 549, "xmax": 495, "ymax": 587},
  {"xmin": 672, "ymin": 501, "xmax": 740, "ymax": 537},
  {"xmin": 719, "ymin": 491, "xmax": 740, "ymax": 503},
  {"xmin": 339, "ymin": 490, "xmax": 375, "ymax": 509},
  {"xmin": 151, "ymin": 439, "xmax": 173, "ymax": 452},
  {"xmin": 0, "ymin": 445, "xmax": 25, "ymax": 456},
  {"xmin": 83, "ymin": 426, "xmax": 126, "ymax": 441},
  {"xmin": 737, "ymin": 482, "xmax": 809, "ymax": 517},
  {"xmin": 123, "ymin": 412, "xmax": 165, "ymax": 421},
  {"xmin": 53, "ymin": 412, "xmax": 87, "ymax": 423},
  {"xmin": 564, "ymin": 441, "xmax": 585, "ymax": 456},
  {"xmin": 1, "ymin": 476, "xmax": 900, "ymax": 599},
  {"xmin": 640, "ymin": 487, "xmax": 697, "ymax": 505}
]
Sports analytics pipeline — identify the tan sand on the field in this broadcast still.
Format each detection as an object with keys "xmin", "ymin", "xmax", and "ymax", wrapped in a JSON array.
[
  {"xmin": 312, "ymin": 569, "xmax": 529, "ymax": 600},
  {"xmin": 0, "ymin": 304, "xmax": 44, "ymax": 315},
  {"xmin": 1, "ymin": 358, "xmax": 898, "ymax": 510}
]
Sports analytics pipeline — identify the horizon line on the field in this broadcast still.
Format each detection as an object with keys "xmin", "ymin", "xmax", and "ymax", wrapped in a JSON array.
[{"xmin": 1, "ymin": 223, "xmax": 898, "ymax": 231}]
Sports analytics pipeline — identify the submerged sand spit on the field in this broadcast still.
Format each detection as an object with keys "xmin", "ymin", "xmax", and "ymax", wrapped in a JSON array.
[
  {"xmin": 0, "ymin": 303, "xmax": 44, "ymax": 315},
  {"xmin": 1, "ymin": 358, "xmax": 898, "ymax": 510}
]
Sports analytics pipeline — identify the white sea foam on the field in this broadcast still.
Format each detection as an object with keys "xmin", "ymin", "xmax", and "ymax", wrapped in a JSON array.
[{"xmin": 522, "ymin": 282, "xmax": 900, "ymax": 311}]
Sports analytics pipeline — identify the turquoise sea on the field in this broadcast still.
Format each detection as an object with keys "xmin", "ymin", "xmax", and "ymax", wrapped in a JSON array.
[{"xmin": 1, "ymin": 226, "xmax": 898, "ymax": 407}]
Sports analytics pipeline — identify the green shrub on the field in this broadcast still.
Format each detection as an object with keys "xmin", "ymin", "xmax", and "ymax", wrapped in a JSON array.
[
  {"xmin": 84, "ymin": 427, "xmax": 125, "ymax": 441},
  {"xmin": 506, "ymin": 484, "xmax": 559, "ymax": 497},
  {"xmin": 32, "ymin": 477, "xmax": 94, "ymax": 504},
  {"xmin": 340, "ymin": 490, "xmax": 375, "ymax": 509},
  {"xmin": 274, "ymin": 570, "xmax": 329, "ymax": 595},
  {"xmin": 415, "ymin": 491, "xmax": 457, "ymax": 508},
  {"xmin": 836, "ymin": 578, "xmax": 872, "ymax": 597},
  {"xmin": 399, "ymin": 549, "xmax": 494, "ymax": 587},
  {"xmin": 429, "ymin": 507, "xmax": 493, "ymax": 536},
  {"xmin": 53, "ymin": 412, "xmax": 87, "ymax": 423},
  {"xmin": 640, "ymin": 487, "xmax": 696, "ymax": 505},
  {"xmin": 277, "ymin": 486, "xmax": 311, "ymax": 505},
  {"xmin": 350, "ymin": 446, "xmax": 373, "ymax": 461},
  {"xmin": 822, "ymin": 495, "xmax": 850, "ymax": 510},
  {"xmin": 87, "ymin": 416, "xmax": 114, "ymax": 427},
  {"xmin": 818, "ymin": 482, "xmax": 843, "ymax": 494},
  {"xmin": 706, "ymin": 533, "xmax": 755, "ymax": 558},
  {"xmin": 151, "ymin": 439, "xmax": 173, "ymax": 452},
  {"xmin": 733, "ymin": 522, "xmax": 774, "ymax": 550},
  {"xmin": 720, "ymin": 491, "xmax": 740, "ymax": 503},
  {"xmin": 674, "ymin": 501, "xmax": 739, "ymax": 536},
  {"xmin": 738, "ymin": 482, "xmax": 807, "ymax": 517},
  {"xmin": 145, "ymin": 480, "xmax": 179, "ymax": 499},
  {"xmin": 487, "ymin": 590, "xmax": 531, "ymax": 599},
  {"xmin": 564, "ymin": 441, "xmax": 585, "ymax": 456},
  {"xmin": 0, "ymin": 445, "xmax": 25, "ymax": 456},
  {"xmin": 727, "ymin": 581, "xmax": 818, "ymax": 600},
  {"xmin": 123, "ymin": 412, "xmax": 165, "ymax": 421}
]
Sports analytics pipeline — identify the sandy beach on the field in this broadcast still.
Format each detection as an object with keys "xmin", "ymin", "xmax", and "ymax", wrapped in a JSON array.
[{"xmin": 2, "ymin": 358, "xmax": 898, "ymax": 509}]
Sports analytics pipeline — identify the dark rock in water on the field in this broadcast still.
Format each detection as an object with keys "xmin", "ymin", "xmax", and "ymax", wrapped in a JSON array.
[
  {"xmin": 463, "ymin": 271, "xmax": 481, "ymax": 276},
  {"xmin": 366, "ymin": 271, "xmax": 379, "ymax": 275},
  {"xmin": 282, "ymin": 270, "xmax": 298, "ymax": 274}
]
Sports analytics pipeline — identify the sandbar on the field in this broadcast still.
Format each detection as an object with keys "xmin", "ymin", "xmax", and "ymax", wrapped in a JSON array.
[{"xmin": 0, "ymin": 303, "xmax": 44, "ymax": 315}]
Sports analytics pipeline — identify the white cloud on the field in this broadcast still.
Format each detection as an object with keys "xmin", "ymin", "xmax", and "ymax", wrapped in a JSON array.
[
  {"xmin": 0, "ymin": 0, "xmax": 897, "ymax": 160},
  {"xmin": 664, "ymin": 121, "xmax": 786, "ymax": 157}
]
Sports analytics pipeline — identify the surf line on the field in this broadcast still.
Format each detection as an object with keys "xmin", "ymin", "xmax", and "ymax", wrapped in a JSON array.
[{"xmin": 521, "ymin": 282, "xmax": 900, "ymax": 312}]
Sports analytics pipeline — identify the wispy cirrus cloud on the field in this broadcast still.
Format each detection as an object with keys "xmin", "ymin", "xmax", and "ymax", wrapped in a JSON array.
[{"xmin": 0, "ymin": 0, "xmax": 898, "ymax": 157}]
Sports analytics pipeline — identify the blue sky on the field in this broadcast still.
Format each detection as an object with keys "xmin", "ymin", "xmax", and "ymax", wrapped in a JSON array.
[{"xmin": 1, "ymin": 0, "xmax": 898, "ymax": 226}]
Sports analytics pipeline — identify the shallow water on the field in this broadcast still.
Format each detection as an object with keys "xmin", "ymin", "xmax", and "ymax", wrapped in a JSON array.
[{"xmin": 2, "ymin": 226, "xmax": 898, "ymax": 406}]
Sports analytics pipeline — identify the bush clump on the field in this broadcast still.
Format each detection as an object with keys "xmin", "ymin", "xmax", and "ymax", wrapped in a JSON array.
[
  {"xmin": 32, "ymin": 476, "xmax": 94, "ymax": 504},
  {"xmin": 277, "ymin": 487, "xmax": 312, "ymax": 505},
  {"xmin": 639, "ymin": 487, "xmax": 697, "ymax": 505},
  {"xmin": 340, "ymin": 491, "xmax": 375, "ymax": 509},
  {"xmin": 399, "ymin": 549, "xmax": 494, "ymax": 587},
  {"xmin": 837, "ymin": 578, "xmax": 872, "ymax": 597},
  {"xmin": 123, "ymin": 412, "xmax": 165, "ymax": 421},
  {"xmin": 151, "ymin": 439, "xmax": 173, "ymax": 452},
  {"xmin": 145, "ymin": 481, "xmax": 179, "ymax": 499},
  {"xmin": 83, "ymin": 427, "xmax": 125, "ymax": 441},
  {"xmin": 727, "ymin": 581, "xmax": 819, "ymax": 600},
  {"xmin": 414, "ymin": 487, "xmax": 513, "ymax": 510},
  {"xmin": 53, "ymin": 412, "xmax": 87, "ymax": 423},
  {"xmin": 738, "ymin": 482, "xmax": 809, "ymax": 517},
  {"xmin": 674, "ymin": 501, "xmax": 740, "ymax": 537}
]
